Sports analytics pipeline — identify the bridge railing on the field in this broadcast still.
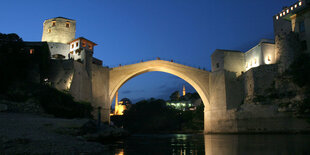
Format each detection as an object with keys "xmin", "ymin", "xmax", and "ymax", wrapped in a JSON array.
[{"xmin": 104, "ymin": 57, "xmax": 210, "ymax": 71}]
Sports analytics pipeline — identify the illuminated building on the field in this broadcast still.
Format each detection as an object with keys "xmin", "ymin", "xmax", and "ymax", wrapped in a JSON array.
[{"xmin": 112, "ymin": 92, "xmax": 131, "ymax": 115}]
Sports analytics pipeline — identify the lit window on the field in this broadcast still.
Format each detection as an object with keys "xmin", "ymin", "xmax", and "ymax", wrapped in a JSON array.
[
  {"xmin": 48, "ymin": 29, "xmax": 51, "ymax": 33},
  {"xmin": 76, "ymin": 42, "xmax": 78, "ymax": 47},
  {"xmin": 246, "ymin": 62, "xmax": 248, "ymax": 68},
  {"xmin": 52, "ymin": 21, "xmax": 56, "ymax": 27},
  {"xmin": 30, "ymin": 49, "xmax": 34, "ymax": 54},
  {"xmin": 72, "ymin": 44, "xmax": 74, "ymax": 49},
  {"xmin": 280, "ymin": 13, "xmax": 282, "ymax": 17},
  {"xmin": 216, "ymin": 63, "xmax": 219, "ymax": 68},
  {"xmin": 82, "ymin": 41, "xmax": 86, "ymax": 47},
  {"xmin": 276, "ymin": 16, "xmax": 279, "ymax": 20},
  {"xmin": 295, "ymin": 4, "xmax": 298, "ymax": 8},
  {"xmin": 299, "ymin": 1, "xmax": 302, "ymax": 6},
  {"xmin": 286, "ymin": 9, "xmax": 289, "ymax": 13},
  {"xmin": 283, "ymin": 12, "xmax": 286, "ymax": 15},
  {"xmin": 66, "ymin": 22, "xmax": 70, "ymax": 28},
  {"xmin": 268, "ymin": 56, "xmax": 271, "ymax": 61},
  {"xmin": 254, "ymin": 58, "xmax": 257, "ymax": 64},
  {"xmin": 89, "ymin": 44, "xmax": 93, "ymax": 50},
  {"xmin": 291, "ymin": 6, "xmax": 294, "ymax": 10}
]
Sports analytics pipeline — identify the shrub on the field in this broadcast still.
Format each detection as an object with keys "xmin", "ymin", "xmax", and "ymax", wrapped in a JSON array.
[{"xmin": 34, "ymin": 85, "xmax": 93, "ymax": 118}]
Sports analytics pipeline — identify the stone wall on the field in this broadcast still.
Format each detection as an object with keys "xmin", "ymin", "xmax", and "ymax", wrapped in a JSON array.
[
  {"xmin": 211, "ymin": 50, "xmax": 245, "ymax": 76},
  {"xmin": 244, "ymin": 64, "xmax": 278, "ymax": 98},
  {"xmin": 47, "ymin": 42, "xmax": 70, "ymax": 59},
  {"xmin": 91, "ymin": 64, "xmax": 110, "ymax": 123},
  {"xmin": 48, "ymin": 60, "xmax": 74, "ymax": 91},
  {"xmin": 69, "ymin": 61, "xmax": 92, "ymax": 102},
  {"xmin": 275, "ymin": 32, "xmax": 301, "ymax": 73},
  {"xmin": 48, "ymin": 60, "xmax": 92, "ymax": 102}
]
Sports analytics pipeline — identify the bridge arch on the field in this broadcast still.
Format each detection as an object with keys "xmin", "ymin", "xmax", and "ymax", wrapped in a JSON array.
[{"xmin": 109, "ymin": 60, "xmax": 211, "ymax": 108}]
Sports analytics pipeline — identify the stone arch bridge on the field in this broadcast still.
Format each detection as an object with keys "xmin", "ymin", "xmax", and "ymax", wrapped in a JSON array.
[
  {"xmin": 52, "ymin": 59, "xmax": 243, "ymax": 133},
  {"xmin": 109, "ymin": 60, "xmax": 210, "ymax": 108}
]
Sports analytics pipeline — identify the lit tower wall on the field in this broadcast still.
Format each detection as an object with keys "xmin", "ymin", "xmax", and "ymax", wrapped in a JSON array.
[
  {"xmin": 183, "ymin": 85, "xmax": 186, "ymax": 96},
  {"xmin": 42, "ymin": 17, "xmax": 76, "ymax": 44}
]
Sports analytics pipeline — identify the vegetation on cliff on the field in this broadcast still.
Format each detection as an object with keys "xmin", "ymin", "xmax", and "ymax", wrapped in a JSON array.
[
  {"xmin": 258, "ymin": 51, "xmax": 310, "ymax": 116},
  {"xmin": 287, "ymin": 52, "xmax": 310, "ymax": 114}
]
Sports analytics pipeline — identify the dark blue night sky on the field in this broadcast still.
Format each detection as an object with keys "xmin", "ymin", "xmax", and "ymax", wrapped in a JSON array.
[{"xmin": 1, "ymin": 0, "xmax": 297, "ymax": 103}]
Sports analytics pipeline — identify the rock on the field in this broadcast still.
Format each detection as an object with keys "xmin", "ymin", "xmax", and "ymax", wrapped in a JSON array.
[
  {"xmin": 0, "ymin": 104, "xmax": 8, "ymax": 112},
  {"xmin": 79, "ymin": 120, "xmax": 97, "ymax": 134}
]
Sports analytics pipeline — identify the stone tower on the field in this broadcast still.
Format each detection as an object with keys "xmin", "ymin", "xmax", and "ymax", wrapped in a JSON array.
[{"xmin": 42, "ymin": 17, "xmax": 76, "ymax": 44}]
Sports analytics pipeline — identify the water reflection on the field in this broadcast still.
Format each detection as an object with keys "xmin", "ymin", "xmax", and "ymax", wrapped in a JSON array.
[
  {"xmin": 204, "ymin": 134, "xmax": 310, "ymax": 155},
  {"xmin": 115, "ymin": 149, "xmax": 124, "ymax": 155},
  {"xmin": 108, "ymin": 134, "xmax": 310, "ymax": 154}
]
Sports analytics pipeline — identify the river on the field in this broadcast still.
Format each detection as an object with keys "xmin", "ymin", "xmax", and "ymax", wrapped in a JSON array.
[{"xmin": 105, "ymin": 134, "xmax": 310, "ymax": 155}]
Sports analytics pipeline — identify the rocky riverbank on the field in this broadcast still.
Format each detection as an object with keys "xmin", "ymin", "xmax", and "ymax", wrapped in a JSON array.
[{"xmin": 0, "ymin": 112, "xmax": 129, "ymax": 154}]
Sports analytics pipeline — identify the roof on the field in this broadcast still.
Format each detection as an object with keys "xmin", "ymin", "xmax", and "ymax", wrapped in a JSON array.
[
  {"xmin": 69, "ymin": 37, "xmax": 97, "ymax": 46},
  {"xmin": 53, "ymin": 17, "xmax": 75, "ymax": 21},
  {"xmin": 44, "ymin": 17, "xmax": 75, "ymax": 22},
  {"xmin": 211, "ymin": 49, "xmax": 243, "ymax": 57}
]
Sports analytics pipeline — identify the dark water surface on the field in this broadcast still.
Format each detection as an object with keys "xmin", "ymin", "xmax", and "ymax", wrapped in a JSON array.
[{"xmin": 106, "ymin": 134, "xmax": 310, "ymax": 155}]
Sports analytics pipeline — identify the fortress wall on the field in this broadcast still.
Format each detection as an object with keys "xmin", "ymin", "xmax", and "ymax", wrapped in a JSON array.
[
  {"xmin": 225, "ymin": 71, "xmax": 244, "ymax": 110},
  {"xmin": 275, "ymin": 32, "xmax": 301, "ymax": 72},
  {"xmin": 206, "ymin": 70, "xmax": 240, "ymax": 133},
  {"xmin": 209, "ymin": 70, "xmax": 227, "ymax": 110},
  {"xmin": 69, "ymin": 61, "xmax": 92, "ymax": 102},
  {"xmin": 261, "ymin": 43, "xmax": 276, "ymax": 65},
  {"xmin": 223, "ymin": 52, "xmax": 245, "ymax": 76},
  {"xmin": 273, "ymin": 17, "xmax": 292, "ymax": 37},
  {"xmin": 47, "ymin": 42, "xmax": 70, "ymax": 59},
  {"xmin": 48, "ymin": 60, "xmax": 93, "ymax": 102},
  {"xmin": 235, "ymin": 104, "xmax": 310, "ymax": 132},
  {"xmin": 244, "ymin": 64, "xmax": 278, "ymax": 98},
  {"xmin": 48, "ymin": 60, "xmax": 74, "ymax": 91},
  {"xmin": 91, "ymin": 64, "xmax": 110, "ymax": 123},
  {"xmin": 305, "ymin": 12, "xmax": 310, "ymax": 53},
  {"xmin": 211, "ymin": 50, "xmax": 245, "ymax": 76},
  {"xmin": 211, "ymin": 51, "xmax": 224, "ymax": 72},
  {"xmin": 204, "ymin": 108, "xmax": 238, "ymax": 133},
  {"xmin": 245, "ymin": 44, "xmax": 262, "ymax": 70}
]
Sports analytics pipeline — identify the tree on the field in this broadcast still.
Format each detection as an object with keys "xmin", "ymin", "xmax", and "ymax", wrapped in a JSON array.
[{"xmin": 170, "ymin": 91, "xmax": 180, "ymax": 101}]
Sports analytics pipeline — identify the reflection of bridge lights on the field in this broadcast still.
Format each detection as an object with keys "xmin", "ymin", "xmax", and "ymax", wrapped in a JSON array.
[{"xmin": 115, "ymin": 149, "xmax": 124, "ymax": 155}]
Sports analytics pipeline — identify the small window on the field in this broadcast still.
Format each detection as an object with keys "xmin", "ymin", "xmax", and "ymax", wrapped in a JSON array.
[
  {"xmin": 89, "ymin": 44, "xmax": 93, "ymax": 50},
  {"xmin": 48, "ymin": 29, "xmax": 51, "ymax": 33},
  {"xmin": 76, "ymin": 42, "xmax": 78, "ymax": 47},
  {"xmin": 82, "ymin": 41, "xmax": 86, "ymax": 47},
  {"xmin": 72, "ymin": 44, "xmax": 74, "ymax": 49},
  {"xmin": 299, "ymin": 21, "xmax": 305, "ymax": 33},
  {"xmin": 216, "ymin": 63, "xmax": 219, "ymax": 68},
  {"xmin": 267, "ymin": 56, "xmax": 271, "ymax": 61},
  {"xmin": 29, "ymin": 49, "xmax": 34, "ymax": 54},
  {"xmin": 52, "ymin": 21, "xmax": 56, "ymax": 27},
  {"xmin": 66, "ymin": 22, "xmax": 70, "ymax": 28}
]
